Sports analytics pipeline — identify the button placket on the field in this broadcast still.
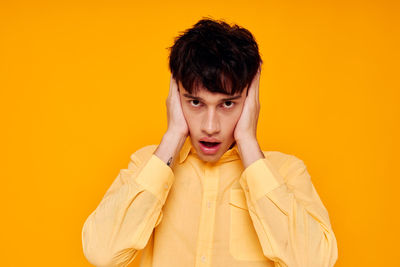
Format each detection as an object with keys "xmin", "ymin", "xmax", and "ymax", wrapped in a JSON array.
[
  {"xmin": 200, "ymin": 255, "xmax": 206, "ymax": 263},
  {"xmin": 195, "ymin": 164, "xmax": 219, "ymax": 267}
]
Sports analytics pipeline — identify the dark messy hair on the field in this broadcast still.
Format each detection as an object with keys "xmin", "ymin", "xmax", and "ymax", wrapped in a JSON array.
[{"xmin": 168, "ymin": 17, "xmax": 263, "ymax": 96}]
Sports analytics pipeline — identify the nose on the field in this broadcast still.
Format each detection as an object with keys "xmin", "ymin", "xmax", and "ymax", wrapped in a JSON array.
[{"xmin": 201, "ymin": 108, "xmax": 220, "ymax": 135}]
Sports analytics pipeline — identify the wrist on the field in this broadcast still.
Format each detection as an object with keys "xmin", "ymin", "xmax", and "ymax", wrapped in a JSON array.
[
  {"xmin": 236, "ymin": 138, "xmax": 264, "ymax": 169},
  {"xmin": 154, "ymin": 131, "xmax": 187, "ymax": 168},
  {"xmin": 166, "ymin": 128, "xmax": 187, "ymax": 140},
  {"xmin": 164, "ymin": 130, "xmax": 187, "ymax": 144},
  {"xmin": 236, "ymin": 135, "xmax": 257, "ymax": 147}
]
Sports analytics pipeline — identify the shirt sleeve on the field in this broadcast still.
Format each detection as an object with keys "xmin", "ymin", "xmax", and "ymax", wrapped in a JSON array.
[
  {"xmin": 81, "ymin": 152, "xmax": 175, "ymax": 267},
  {"xmin": 239, "ymin": 155, "xmax": 338, "ymax": 267}
]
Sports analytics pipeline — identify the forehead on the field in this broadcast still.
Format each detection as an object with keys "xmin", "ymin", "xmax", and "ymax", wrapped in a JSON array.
[{"xmin": 179, "ymin": 81, "xmax": 245, "ymax": 100}]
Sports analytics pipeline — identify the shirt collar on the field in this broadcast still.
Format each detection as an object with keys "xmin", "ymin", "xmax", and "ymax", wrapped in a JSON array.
[{"xmin": 179, "ymin": 135, "xmax": 240, "ymax": 164}]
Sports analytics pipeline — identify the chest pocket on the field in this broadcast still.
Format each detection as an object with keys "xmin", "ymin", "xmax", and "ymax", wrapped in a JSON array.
[{"xmin": 229, "ymin": 188, "xmax": 267, "ymax": 261}]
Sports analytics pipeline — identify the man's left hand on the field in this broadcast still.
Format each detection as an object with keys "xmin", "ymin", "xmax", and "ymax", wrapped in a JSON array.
[
  {"xmin": 233, "ymin": 64, "xmax": 265, "ymax": 168},
  {"xmin": 234, "ymin": 65, "xmax": 262, "ymax": 143}
]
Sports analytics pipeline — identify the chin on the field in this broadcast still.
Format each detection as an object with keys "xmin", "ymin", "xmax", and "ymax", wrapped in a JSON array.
[{"xmin": 196, "ymin": 144, "xmax": 226, "ymax": 163}]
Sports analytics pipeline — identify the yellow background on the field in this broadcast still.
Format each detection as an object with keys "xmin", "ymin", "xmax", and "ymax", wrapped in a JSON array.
[{"xmin": 1, "ymin": 0, "xmax": 399, "ymax": 266}]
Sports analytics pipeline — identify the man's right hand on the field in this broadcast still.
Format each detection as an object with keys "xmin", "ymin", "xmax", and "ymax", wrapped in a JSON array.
[
  {"xmin": 165, "ymin": 74, "xmax": 189, "ymax": 138},
  {"xmin": 154, "ymin": 75, "xmax": 189, "ymax": 168}
]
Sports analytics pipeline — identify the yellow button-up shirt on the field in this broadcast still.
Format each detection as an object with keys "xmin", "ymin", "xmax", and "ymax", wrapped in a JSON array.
[{"xmin": 82, "ymin": 136, "xmax": 338, "ymax": 267}]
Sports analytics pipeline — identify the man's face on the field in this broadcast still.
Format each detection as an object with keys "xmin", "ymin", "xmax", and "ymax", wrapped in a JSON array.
[{"xmin": 178, "ymin": 81, "xmax": 247, "ymax": 163}]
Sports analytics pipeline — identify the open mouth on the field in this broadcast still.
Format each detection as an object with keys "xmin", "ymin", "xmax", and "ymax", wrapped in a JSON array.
[{"xmin": 199, "ymin": 141, "xmax": 221, "ymax": 147}]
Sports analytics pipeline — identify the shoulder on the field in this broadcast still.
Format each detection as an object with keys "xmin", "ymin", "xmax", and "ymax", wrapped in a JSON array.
[
  {"xmin": 261, "ymin": 150, "xmax": 304, "ymax": 167},
  {"xmin": 261, "ymin": 150, "xmax": 307, "ymax": 181}
]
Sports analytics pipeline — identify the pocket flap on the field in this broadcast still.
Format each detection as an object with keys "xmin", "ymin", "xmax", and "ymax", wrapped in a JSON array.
[{"xmin": 229, "ymin": 188, "xmax": 248, "ymax": 210}]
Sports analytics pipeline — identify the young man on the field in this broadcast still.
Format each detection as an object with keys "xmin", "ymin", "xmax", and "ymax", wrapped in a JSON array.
[{"xmin": 82, "ymin": 18, "xmax": 338, "ymax": 267}]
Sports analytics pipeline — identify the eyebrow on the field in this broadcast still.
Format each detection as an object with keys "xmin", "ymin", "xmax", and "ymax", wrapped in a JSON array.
[{"xmin": 183, "ymin": 93, "xmax": 242, "ymax": 101}]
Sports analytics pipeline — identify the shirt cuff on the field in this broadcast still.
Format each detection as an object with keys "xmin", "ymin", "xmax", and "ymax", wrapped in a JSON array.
[
  {"xmin": 134, "ymin": 154, "xmax": 175, "ymax": 204},
  {"xmin": 239, "ymin": 158, "xmax": 284, "ymax": 202}
]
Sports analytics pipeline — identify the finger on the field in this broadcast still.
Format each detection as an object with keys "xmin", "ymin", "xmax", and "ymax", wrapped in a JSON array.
[
  {"xmin": 173, "ymin": 78, "xmax": 180, "ymax": 99},
  {"xmin": 248, "ymin": 69, "xmax": 260, "ymax": 100},
  {"xmin": 169, "ymin": 75, "xmax": 179, "ymax": 98},
  {"xmin": 256, "ymin": 67, "xmax": 261, "ymax": 101},
  {"xmin": 256, "ymin": 68, "xmax": 260, "ymax": 102},
  {"xmin": 168, "ymin": 74, "xmax": 174, "ymax": 98}
]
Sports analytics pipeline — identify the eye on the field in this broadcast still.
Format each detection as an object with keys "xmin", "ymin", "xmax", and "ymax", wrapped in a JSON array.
[
  {"xmin": 222, "ymin": 101, "xmax": 235, "ymax": 109},
  {"xmin": 189, "ymin": 99, "xmax": 201, "ymax": 107}
]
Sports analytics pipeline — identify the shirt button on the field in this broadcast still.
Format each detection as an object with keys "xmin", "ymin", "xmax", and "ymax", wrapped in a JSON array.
[
  {"xmin": 200, "ymin": 255, "xmax": 206, "ymax": 262},
  {"xmin": 164, "ymin": 183, "xmax": 168, "ymax": 190},
  {"xmin": 245, "ymin": 185, "xmax": 249, "ymax": 191}
]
